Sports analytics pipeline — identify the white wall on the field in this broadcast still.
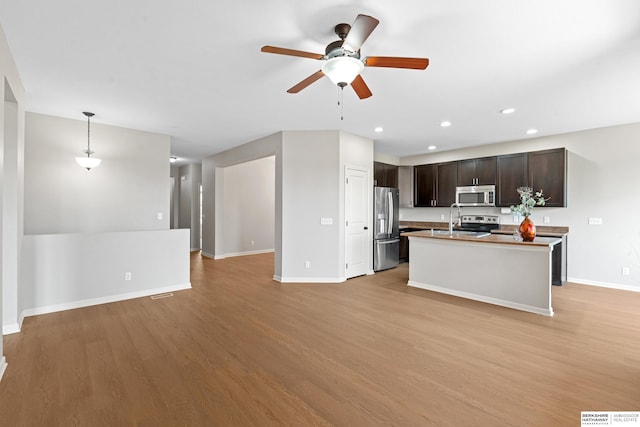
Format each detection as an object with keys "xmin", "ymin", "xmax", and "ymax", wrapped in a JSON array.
[
  {"xmin": 21, "ymin": 230, "xmax": 190, "ymax": 316},
  {"xmin": 2, "ymin": 94, "xmax": 19, "ymax": 334},
  {"xmin": 169, "ymin": 165, "xmax": 180, "ymax": 229},
  {"xmin": 281, "ymin": 131, "xmax": 342, "ymax": 281},
  {"xmin": 24, "ymin": 112, "xmax": 170, "ymax": 234},
  {"xmin": 0, "ymin": 23, "xmax": 26, "ymax": 380},
  {"xmin": 202, "ymin": 130, "xmax": 374, "ymax": 283},
  {"xmin": 202, "ymin": 132, "xmax": 282, "ymax": 275},
  {"xmin": 16, "ymin": 112, "xmax": 189, "ymax": 331},
  {"xmin": 177, "ymin": 163, "xmax": 202, "ymax": 250},
  {"xmin": 397, "ymin": 123, "xmax": 640, "ymax": 290},
  {"xmin": 221, "ymin": 156, "xmax": 275, "ymax": 257}
]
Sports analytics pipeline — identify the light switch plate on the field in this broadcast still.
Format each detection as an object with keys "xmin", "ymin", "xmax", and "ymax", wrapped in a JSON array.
[
  {"xmin": 588, "ymin": 217, "xmax": 603, "ymax": 225},
  {"xmin": 320, "ymin": 217, "xmax": 333, "ymax": 225}
]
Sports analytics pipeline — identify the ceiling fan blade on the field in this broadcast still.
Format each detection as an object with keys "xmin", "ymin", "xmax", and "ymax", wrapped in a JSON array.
[
  {"xmin": 365, "ymin": 56, "xmax": 429, "ymax": 70},
  {"xmin": 342, "ymin": 14, "xmax": 380, "ymax": 52},
  {"xmin": 351, "ymin": 75, "xmax": 372, "ymax": 99},
  {"xmin": 261, "ymin": 46, "xmax": 324, "ymax": 60},
  {"xmin": 287, "ymin": 70, "xmax": 325, "ymax": 93}
]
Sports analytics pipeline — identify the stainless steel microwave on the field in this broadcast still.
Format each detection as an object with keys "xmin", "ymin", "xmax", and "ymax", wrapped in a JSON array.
[{"xmin": 455, "ymin": 185, "xmax": 496, "ymax": 206}]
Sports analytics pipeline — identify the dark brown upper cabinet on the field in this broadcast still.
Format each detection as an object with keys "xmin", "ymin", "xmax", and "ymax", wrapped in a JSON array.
[
  {"xmin": 496, "ymin": 152, "xmax": 529, "ymax": 206},
  {"xmin": 435, "ymin": 161, "xmax": 458, "ymax": 206},
  {"xmin": 374, "ymin": 162, "xmax": 398, "ymax": 188},
  {"xmin": 414, "ymin": 164, "xmax": 436, "ymax": 207},
  {"xmin": 496, "ymin": 148, "xmax": 567, "ymax": 207},
  {"xmin": 414, "ymin": 162, "xmax": 458, "ymax": 207},
  {"xmin": 457, "ymin": 156, "xmax": 497, "ymax": 186},
  {"xmin": 528, "ymin": 148, "xmax": 567, "ymax": 207}
]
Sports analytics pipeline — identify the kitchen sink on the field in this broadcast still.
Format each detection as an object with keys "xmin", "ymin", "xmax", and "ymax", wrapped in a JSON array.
[{"xmin": 429, "ymin": 230, "xmax": 491, "ymax": 238}]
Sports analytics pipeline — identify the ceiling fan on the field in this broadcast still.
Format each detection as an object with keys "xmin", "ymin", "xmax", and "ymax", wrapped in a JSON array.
[{"xmin": 261, "ymin": 14, "xmax": 429, "ymax": 99}]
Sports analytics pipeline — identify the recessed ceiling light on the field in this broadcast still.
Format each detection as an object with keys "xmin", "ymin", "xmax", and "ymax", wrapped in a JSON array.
[
  {"xmin": 428, "ymin": 145, "xmax": 437, "ymax": 150},
  {"xmin": 374, "ymin": 126, "xmax": 383, "ymax": 133},
  {"xmin": 500, "ymin": 108, "xmax": 516, "ymax": 114},
  {"xmin": 526, "ymin": 129, "xmax": 538, "ymax": 135},
  {"xmin": 440, "ymin": 121, "xmax": 451, "ymax": 127}
]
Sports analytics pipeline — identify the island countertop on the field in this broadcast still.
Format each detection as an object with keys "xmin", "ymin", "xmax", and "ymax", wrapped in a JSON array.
[{"xmin": 402, "ymin": 229, "xmax": 562, "ymax": 247}]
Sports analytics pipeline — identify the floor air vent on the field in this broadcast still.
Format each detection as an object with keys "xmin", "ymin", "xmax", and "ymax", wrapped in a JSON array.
[{"xmin": 150, "ymin": 292, "xmax": 174, "ymax": 300}]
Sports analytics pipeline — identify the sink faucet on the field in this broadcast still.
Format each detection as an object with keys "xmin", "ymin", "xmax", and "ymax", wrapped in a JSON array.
[{"xmin": 449, "ymin": 203, "xmax": 461, "ymax": 234}]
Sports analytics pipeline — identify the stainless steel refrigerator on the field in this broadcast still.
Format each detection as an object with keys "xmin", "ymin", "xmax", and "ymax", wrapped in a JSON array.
[{"xmin": 374, "ymin": 187, "xmax": 400, "ymax": 271}]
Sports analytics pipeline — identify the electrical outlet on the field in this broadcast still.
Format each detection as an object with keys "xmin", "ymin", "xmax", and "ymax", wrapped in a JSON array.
[
  {"xmin": 305, "ymin": 261, "xmax": 311, "ymax": 269},
  {"xmin": 125, "ymin": 272, "xmax": 132, "ymax": 281},
  {"xmin": 543, "ymin": 216, "xmax": 550, "ymax": 224},
  {"xmin": 440, "ymin": 214, "xmax": 445, "ymax": 220},
  {"xmin": 157, "ymin": 212, "xmax": 163, "ymax": 220},
  {"xmin": 250, "ymin": 240, "xmax": 255, "ymax": 246},
  {"xmin": 622, "ymin": 267, "xmax": 630, "ymax": 276}
]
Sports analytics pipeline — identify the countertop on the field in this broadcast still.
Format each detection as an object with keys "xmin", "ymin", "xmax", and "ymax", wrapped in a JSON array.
[
  {"xmin": 402, "ymin": 229, "xmax": 562, "ymax": 247},
  {"xmin": 400, "ymin": 221, "xmax": 569, "ymax": 237}
]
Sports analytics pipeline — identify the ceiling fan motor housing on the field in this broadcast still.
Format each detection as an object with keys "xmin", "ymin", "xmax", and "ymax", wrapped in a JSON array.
[
  {"xmin": 325, "ymin": 40, "xmax": 361, "ymax": 59},
  {"xmin": 325, "ymin": 22, "xmax": 361, "ymax": 59}
]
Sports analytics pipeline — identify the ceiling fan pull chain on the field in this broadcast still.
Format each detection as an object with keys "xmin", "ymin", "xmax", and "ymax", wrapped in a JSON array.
[{"xmin": 338, "ymin": 84, "xmax": 345, "ymax": 121}]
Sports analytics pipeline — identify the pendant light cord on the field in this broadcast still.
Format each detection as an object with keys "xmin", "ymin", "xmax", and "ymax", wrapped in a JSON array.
[
  {"xmin": 87, "ymin": 114, "xmax": 91, "ymax": 157},
  {"xmin": 83, "ymin": 111, "xmax": 95, "ymax": 157}
]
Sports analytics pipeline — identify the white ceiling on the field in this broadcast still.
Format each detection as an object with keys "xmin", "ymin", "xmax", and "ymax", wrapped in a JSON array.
[{"xmin": 1, "ymin": 1, "xmax": 639, "ymax": 164}]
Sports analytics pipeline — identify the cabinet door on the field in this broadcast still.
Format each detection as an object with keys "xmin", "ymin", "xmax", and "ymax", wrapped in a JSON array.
[
  {"xmin": 497, "ymin": 153, "xmax": 528, "ymax": 206},
  {"xmin": 475, "ymin": 156, "xmax": 497, "ymax": 185},
  {"xmin": 374, "ymin": 162, "xmax": 399, "ymax": 188},
  {"xmin": 398, "ymin": 166, "xmax": 414, "ymax": 208},
  {"xmin": 457, "ymin": 157, "xmax": 496, "ymax": 186},
  {"xmin": 414, "ymin": 164, "xmax": 435, "ymax": 207},
  {"xmin": 385, "ymin": 164, "xmax": 398, "ymax": 188},
  {"xmin": 399, "ymin": 235, "xmax": 409, "ymax": 262},
  {"xmin": 528, "ymin": 148, "xmax": 566, "ymax": 207},
  {"xmin": 435, "ymin": 161, "xmax": 458, "ymax": 207},
  {"xmin": 457, "ymin": 159, "xmax": 477, "ymax": 186},
  {"xmin": 374, "ymin": 162, "xmax": 385, "ymax": 187}
]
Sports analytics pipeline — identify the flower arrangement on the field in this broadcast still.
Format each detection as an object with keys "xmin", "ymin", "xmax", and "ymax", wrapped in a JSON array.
[{"xmin": 510, "ymin": 186, "xmax": 549, "ymax": 217}]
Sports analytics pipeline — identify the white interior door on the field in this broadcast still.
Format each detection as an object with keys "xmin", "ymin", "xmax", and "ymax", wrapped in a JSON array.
[{"xmin": 345, "ymin": 167, "xmax": 369, "ymax": 278}]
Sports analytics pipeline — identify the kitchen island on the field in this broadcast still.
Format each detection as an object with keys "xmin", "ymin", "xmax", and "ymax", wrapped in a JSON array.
[{"xmin": 404, "ymin": 230, "xmax": 562, "ymax": 316}]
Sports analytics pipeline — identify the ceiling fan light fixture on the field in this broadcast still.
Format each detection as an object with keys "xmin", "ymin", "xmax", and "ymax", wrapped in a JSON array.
[{"xmin": 321, "ymin": 56, "xmax": 364, "ymax": 86}]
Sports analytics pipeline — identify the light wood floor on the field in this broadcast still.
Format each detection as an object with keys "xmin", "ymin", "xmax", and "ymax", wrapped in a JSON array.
[{"xmin": 1, "ymin": 253, "xmax": 639, "ymax": 426}]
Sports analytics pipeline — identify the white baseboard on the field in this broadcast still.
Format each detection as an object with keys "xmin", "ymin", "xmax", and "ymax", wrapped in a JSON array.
[
  {"xmin": 205, "ymin": 249, "xmax": 275, "ymax": 260},
  {"xmin": 0, "ymin": 356, "xmax": 7, "ymax": 382},
  {"xmin": 223, "ymin": 249, "xmax": 275, "ymax": 259},
  {"xmin": 21, "ymin": 283, "xmax": 192, "ymax": 319},
  {"xmin": 407, "ymin": 280, "xmax": 554, "ymax": 317},
  {"xmin": 201, "ymin": 251, "xmax": 215, "ymax": 259},
  {"xmin": 3, "ymin": 323, "xmax": 20, "ymax": 335},
  {"xmin": 568, "ymin": 277, "xmax": 640, "ymax": 292},
  {"xmin": 2, "ymin": 312, "xmax": 25, "ymax": 335},
  {"xmin": 274, "ymin": 276, "xmax": 347, "ymax": 283}
]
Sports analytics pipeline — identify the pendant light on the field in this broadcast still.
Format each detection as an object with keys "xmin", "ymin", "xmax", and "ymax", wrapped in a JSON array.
[{"xmin": 75, "ymin": 111, "xmax": 102, "ymax": 170}]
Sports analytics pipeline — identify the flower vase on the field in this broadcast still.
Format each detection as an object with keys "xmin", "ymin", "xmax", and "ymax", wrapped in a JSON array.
[{"xmin": 519, "ymin": 216, "xmax": 536, "ymax": 242}]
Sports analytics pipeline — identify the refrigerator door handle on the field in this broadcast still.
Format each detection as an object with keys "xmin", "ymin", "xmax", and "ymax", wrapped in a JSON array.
[
  {"xmin": 387, "ymin": 191, "xmax": 394, "ymax": 235},
  {"xmin": 378, "ymin": 238, "xmax": 400, "ymax": 245}
]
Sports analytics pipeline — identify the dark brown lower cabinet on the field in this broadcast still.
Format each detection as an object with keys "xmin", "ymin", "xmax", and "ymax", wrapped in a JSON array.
[
  {"xmin": 399, "ymin": 235, "xmax": 409, "ymax": 263},
  {"xmin": 551, "ymin": 237, "xmax": 567, "ymax": 286}
]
